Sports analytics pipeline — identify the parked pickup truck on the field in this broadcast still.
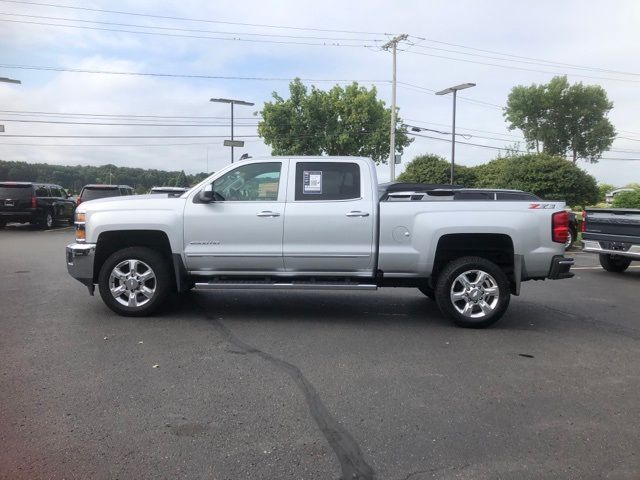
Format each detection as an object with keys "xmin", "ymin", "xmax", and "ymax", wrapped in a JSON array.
[
  {"xmin": 66, "ymin": 157, "xmax": 574, "ymax": 328},
  {"xmin": 582, "ymin": 207, "xmax": 640, "ymax": 272}
]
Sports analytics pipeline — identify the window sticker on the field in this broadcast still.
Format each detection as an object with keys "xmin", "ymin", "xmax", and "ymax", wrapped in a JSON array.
[{"xmin": 303, "ymin": 170, "xmax": 322, "ymax": 194}]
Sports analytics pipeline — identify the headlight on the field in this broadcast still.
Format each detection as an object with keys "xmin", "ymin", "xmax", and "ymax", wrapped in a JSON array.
[{"xmin": 75, "ymin": 211, "xmax": 86, "ymax": 242}]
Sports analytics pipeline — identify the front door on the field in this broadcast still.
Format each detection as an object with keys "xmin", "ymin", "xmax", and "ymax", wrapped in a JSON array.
[
  {"xmin": 183, "ymin": 161, "xmax": 287, "ymax": 274},
  {"xmin": 283, "ymin": 160, "xmax": 375, "ymax": 274}
]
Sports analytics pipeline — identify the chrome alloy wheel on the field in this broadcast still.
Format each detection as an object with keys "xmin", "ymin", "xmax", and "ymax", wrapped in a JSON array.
[
  {"xmin": 450, "ymin": 269, "xmax": 499, "ymax": 318},
  {"xmin": 109, "ymin": 259, "xmax": 157, "ymax": 308}
]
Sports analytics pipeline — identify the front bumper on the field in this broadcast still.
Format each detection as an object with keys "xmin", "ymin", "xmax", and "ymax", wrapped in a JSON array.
[
  {"xmin": 66, "ymin": 243, "xmax": 96, "ymax": 293},
  {"xmin": 548, "ymin": 255, "xmax": 575, "ymax": 280}
]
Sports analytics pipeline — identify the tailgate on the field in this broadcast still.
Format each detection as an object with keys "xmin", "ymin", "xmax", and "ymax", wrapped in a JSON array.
[
  {"xmin": 0, "ymin": 184, "xmax": 32, "ymax": 211},
  {"xmin": 585, "ymin": 208, "xmax": 640, "ymax": 238}
]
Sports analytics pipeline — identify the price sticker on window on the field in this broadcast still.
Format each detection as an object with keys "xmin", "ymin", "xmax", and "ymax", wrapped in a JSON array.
[{"xmin": 303, "ymin": 171, "xmax": 322, "ymax": 194}]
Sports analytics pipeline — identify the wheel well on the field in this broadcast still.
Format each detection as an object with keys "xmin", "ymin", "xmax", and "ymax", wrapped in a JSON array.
[
  {"xmin": 93, "ymin": 230, "xmax": 174, "ymax": 284},
  {"xmin": 432, "ymin": 233, "xmax": 515, "ymax": 286}
]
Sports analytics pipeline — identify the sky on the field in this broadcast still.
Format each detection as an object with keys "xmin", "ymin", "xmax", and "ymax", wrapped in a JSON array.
[{"xmin": 0, "ymin": 0, "xmax": 639, "ymax": 186}]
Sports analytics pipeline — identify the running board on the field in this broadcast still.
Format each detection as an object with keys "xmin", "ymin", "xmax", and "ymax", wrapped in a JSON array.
[{"xmin": 194, "ymin": 280, "xmax": 378, "ymax": 291}]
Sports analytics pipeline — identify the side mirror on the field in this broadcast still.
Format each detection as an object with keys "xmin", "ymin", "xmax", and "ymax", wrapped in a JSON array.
[{"xmin": 198, "ymin": 183, "xmax": 215, "ymax": 203}]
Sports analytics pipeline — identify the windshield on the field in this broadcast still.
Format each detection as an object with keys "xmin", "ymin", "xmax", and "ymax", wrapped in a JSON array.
[
  {"xmin": 81, "ymin": 187, "xmax": 120, "ymax": 201},
  {"xmin": 0, "ymin": 185, "xmax": 32, "ymax": 199}
]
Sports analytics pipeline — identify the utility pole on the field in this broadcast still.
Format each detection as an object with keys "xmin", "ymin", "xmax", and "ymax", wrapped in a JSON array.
[{"xmin": 381, "ymin": 34, "xmax": 407, "ymax": 182}]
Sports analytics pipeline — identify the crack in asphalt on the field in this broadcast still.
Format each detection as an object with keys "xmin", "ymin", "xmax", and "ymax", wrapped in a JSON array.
[{"xmin": 194, "ymin": 303, "xmax": 375, "ymax": 480}]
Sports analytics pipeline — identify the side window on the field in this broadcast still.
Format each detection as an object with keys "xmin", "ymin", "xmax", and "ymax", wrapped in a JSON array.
[
  {"xmin": 35, "ymin": 185, "xmax": 49, "ymax": 197},
  {"xmin": 295, "ymin": 162, "xmax": 360, "ymax": 201},
  {"xmin": 212, "ymin": 162, "xmax": 281, "ymax": 201},
  {"xmin": 49, "ymin": 187, "xmax": 62, "ymax": 197}
]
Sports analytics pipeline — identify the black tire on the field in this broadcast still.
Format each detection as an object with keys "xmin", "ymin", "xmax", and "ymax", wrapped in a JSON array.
[
  {"xmin": 98, "ymin": 246, "xmax": 172, "ymax": 317},
  {"xmin": 599, "ymin": 254, "xmax": 631, "ymax": 273},
  {"xmin": 434, "ymin": 256, "xmax": 511, "ymax": 329},
  {"xmin": 68, "ymin": 215, "xmax": 75, "ymax": 225},
  {"xmin": 565, "ymin": 227, "xmax": 576, "ymax": 249},
  {"xmin": 39, "ymin": 210, "xmax": 54, "ymax": 229},
  {"xmin": 417, "ymin": 285, "xmax": 435, "ymax": 300},
  {"xmin": 0, "ymin": 220, "xmax": 5, "ymax": 229}
]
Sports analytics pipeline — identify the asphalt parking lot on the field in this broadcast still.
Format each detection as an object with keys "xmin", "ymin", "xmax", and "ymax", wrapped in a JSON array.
[{"xmin": 1, "ymin": 225, "xmax": 639, "ymax": 480}]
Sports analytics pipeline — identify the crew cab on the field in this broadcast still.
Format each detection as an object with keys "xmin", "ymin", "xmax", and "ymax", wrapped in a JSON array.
[
  {"xmin": 66, "ymin": 157, "xmax": 574, "ymax": 328},
  {"xmin": 582, "ymin": 207, "xmax": 640, "ymax": 272}
]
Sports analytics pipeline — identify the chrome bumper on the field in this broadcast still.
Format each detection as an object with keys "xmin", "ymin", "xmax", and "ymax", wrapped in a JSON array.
[
  {"xmin": 66, "ymin": 243, "xmax": 96, "ymax": 293},
  {"xmin": 582, "ymin": 240, "xmax": 640, "ymax": 259}
]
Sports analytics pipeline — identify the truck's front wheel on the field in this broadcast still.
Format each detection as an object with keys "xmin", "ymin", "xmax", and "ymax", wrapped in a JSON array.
[
  {"xmin": 435, "ymin": 256, "xmax": 510, "ymax": 328},
  {"xmin": 98, "ymin": 247, "xmax": 171, "ymax": 316},
  {"xmin": 599, "ymin": 254, "xmax": 631, "ymax": 273}
]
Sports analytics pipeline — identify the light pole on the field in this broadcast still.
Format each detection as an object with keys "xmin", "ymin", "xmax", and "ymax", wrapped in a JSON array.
[
  {"xmin": 210, "ymin": 97, "xmax": 254, "ymax": 163},
  {"xmin": 435, "ymin": 83, "xmax": 475, "ymax": 184}
]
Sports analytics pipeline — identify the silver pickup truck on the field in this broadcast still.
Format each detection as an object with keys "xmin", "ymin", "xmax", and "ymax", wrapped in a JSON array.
[{"xmin": 66, "ymin": 156, "xmax": 574, "ymax": 328}]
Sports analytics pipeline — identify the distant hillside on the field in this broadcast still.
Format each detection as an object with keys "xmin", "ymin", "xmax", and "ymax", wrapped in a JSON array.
[{"xmin": 0, "ymin": 160, "xmax": 209, "ymax": 194}]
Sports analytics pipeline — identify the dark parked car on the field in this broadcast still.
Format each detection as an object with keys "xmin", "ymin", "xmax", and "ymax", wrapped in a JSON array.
[
  {"xmin": 77, "ymin": 184, "xmax": 135, "ymax": 205},
  {"xmin": 0, "ymin": 182, "xmax": 76, "ymax": 229}
]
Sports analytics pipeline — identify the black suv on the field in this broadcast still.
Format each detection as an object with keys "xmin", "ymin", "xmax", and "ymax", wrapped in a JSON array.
[
  {"xmin": 0, "ymin": 182, "xmax": 76, "ymax": 229},
  {"xmin": 77, "ymin": 184, "xmax": 135, "ymax": 205}
]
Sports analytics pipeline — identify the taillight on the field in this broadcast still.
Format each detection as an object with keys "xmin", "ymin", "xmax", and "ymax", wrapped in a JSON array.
[
  {"xmin": 552, "ymin": 211, "xmax": 569, "ymax": 243},
  {"xmin": 581, "ymin": 211, "xmax": 587, "ymax": 233},
  {"xmin": 31, "ymin": 196, "xmax": 37, "ymax": 208}
]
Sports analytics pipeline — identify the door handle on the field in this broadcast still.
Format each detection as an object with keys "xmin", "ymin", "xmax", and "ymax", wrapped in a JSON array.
[
  {"xmin": 346, "ymin": 211, "xmax": 370, "ymax": 217},
  {"xmin": 257, "ymin": 211, "xmax": 281, "ymax": 217}
]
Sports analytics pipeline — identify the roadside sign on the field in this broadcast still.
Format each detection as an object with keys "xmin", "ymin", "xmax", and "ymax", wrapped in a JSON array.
[{"xmin": 223, "ymin": 140, "xmax": 244, "ymax": 147}]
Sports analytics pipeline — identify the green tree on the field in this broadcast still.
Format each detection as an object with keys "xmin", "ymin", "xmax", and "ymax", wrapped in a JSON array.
[
  {"xmin": 258, "ymin": 78, "xmax": 412, "ymax": 163},
  {"xmin": 397, "ymin": 154, "xmax": 477, "ymax": 186},
  {"xmin": 597, "ymin": 183, "xmax": 616, "ymax": 203},
  {"xmin": 504, "ymin": 76, "xmax": 616, "ymax": 163},
  {"xmin": 611, "ymin": 189, "xmax": 640, "ymax": 208},
  {"xmin": 173, "ymin": 170, "xmax": 189, "ymax": 187},
  {"xmin": 474, "ymin": 153, "xmax": 598, "ymax": 207}
]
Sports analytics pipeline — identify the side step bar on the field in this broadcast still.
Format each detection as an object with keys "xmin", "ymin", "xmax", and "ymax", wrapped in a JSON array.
[{"xmin": 194, "ymin": 280, "xmax": 378, "ymax": 291}]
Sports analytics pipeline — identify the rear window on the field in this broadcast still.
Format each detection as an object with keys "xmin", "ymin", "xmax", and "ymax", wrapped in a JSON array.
[
  {"xmin": 495, "ymin": 192, "xmax": 539, "ymax": 201},
  {"xmin": 0, "ymin": 184, "xmax": 33, "ymax": 199},
  {"xmin": 454, "ymin": 191, "xmax": 495, "ymax": 201},
  {"xmin": 81, "ymin": 187, "xmax": 119, "ymax": 201},
  {"xmin": 294, "ymin": 162, "xmax": 361, "ymax": 201}
]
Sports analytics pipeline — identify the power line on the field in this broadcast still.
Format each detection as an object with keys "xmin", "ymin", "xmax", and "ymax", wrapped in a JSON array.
[
  {"xmin": 2, "ymin": 0, "xmax": 633, "ymax": 80},
  {"xmin": 0, "ymin": 0, "xmax": 388, "ymax": 35},
  {"xmin": 0, "ymin": 18, "xmax": 378, "ymax": 47},
  {"xmin": 0, "ymin": 134, "xmax": 261, "ymax": 138},
  {"xmin": 0, "ymin": 63, "xmax": 388, "ymax": 84},
  {"xmin": 0, "ymin": 118, "xmax": 261, "ymax": 127},
  {"xmin": 409, "ymin": 132, "xmax": 640, "ymax": 160},
  {"xmin": 398, "ymin": 49, "xmax": 640, "ymax": 84},
  {"xmin": 0, "ymin": 12, "xmax": 384, "ymax": 42},
  {"xmin": 408, "ymin": 43, "xmax": 640, "ymax": 77},
  {"xmin": 408, "ymin": 35, "xmax": 639, "ymax": 77}
]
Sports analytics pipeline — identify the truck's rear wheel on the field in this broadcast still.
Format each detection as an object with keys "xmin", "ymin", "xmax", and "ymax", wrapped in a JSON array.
[
  {"xmin": 98, "ymin": 247, "xmax": 171, "ymax": 316},
  {"xmin": 599, "ymin": 254, "xmax": 631, "ymax": 273},
  {"xmin": 435, "ymin": 256, "xmax": 510, "ymax": 328}
]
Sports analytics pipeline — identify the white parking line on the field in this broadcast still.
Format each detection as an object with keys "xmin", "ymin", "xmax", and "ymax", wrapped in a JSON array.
[
  {"xmin": 572, "ymin": 265, "xmax": 640, "ymax": 270},
  {"xmin": 44, "ymin": 226, "xmax": 74, "ymax": 232}
]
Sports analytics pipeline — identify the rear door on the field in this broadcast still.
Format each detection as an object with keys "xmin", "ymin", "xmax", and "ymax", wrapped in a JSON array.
[{"xmin": 282, "ymin": 160, "xmax": 375, "ymax": 274}]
